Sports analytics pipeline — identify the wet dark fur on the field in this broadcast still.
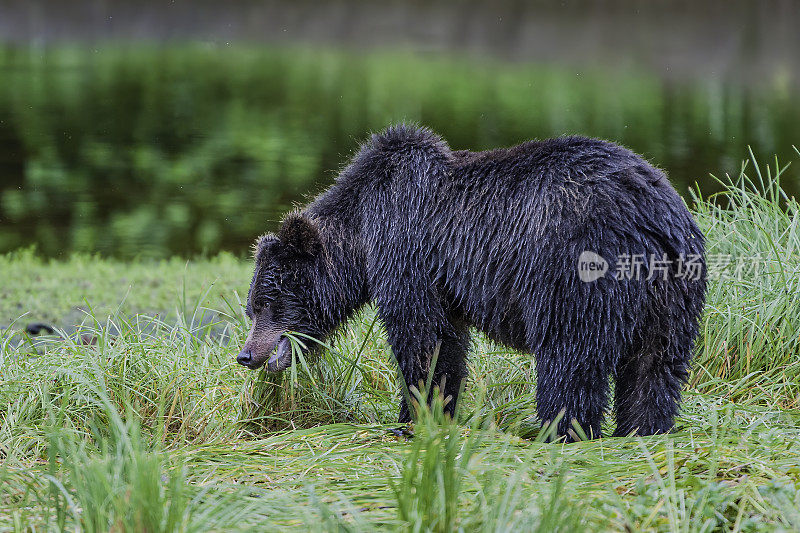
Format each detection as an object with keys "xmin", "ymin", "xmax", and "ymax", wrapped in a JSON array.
[{"xmin": 246, "ymin": 124, "xmax": 707, "ymax": 440}]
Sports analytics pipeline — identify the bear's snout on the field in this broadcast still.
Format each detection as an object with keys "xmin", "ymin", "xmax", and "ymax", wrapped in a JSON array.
[
  {"xmin": 238, "ymin": 327, "xmax": 293, "ymax": 371},
  {"xmin": 237, "ymin": 349, "xmax": 255, "ymax": 367}
]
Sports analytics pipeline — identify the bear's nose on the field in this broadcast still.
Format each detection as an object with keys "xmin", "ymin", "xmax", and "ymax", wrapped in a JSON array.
[{"xmin": 237, "ymin": 349, "xmax": 253, "ymax": 367}]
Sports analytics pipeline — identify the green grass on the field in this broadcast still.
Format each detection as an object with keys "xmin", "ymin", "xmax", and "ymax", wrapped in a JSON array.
[
  {"xmin": 691, "ymin": 151, "xmax": 800, "ymax": 410},
  {"xmin": 2, "ymin": 152, "xmax": 800, "ymax": 531}
]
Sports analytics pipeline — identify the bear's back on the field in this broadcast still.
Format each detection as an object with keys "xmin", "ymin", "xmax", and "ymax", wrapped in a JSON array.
[
  {"xmin": 445, "ymin": 135, "xmax": 686, "ymax": 235},
  {"xmin": 451, "ymin": 136, "xmax": 652, "ymax": 188}
]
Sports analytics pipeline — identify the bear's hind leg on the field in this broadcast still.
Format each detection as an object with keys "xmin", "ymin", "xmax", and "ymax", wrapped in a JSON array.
[
  {"xmin": 535, "ymin": 350, "xmax": 611, "ymax": 442},
  {"xmin": 612, "ymin": 345, "xmax": 690, "ymax": 437}
]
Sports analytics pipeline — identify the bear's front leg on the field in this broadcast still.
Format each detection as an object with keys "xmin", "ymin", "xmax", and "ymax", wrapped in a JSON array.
[
  {"xmin": 427, "ymin": 323, "xmax": 470, "ymax": 420},
  {"xmin": 379, "ymin": 307, "xmax": 467, "ymax": 423},
  {"xmin": 384, "ymin": 321, "xmax": 440, "ymax": 423}
]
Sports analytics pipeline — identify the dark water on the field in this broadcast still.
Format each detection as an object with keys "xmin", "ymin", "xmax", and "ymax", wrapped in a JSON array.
[{"xmin": 1, "ymin": 2, "xmax": 799, "ymax": 258}]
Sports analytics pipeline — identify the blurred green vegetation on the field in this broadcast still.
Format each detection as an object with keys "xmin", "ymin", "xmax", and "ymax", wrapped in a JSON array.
[{"xmin": 1, "ymin": 45, "xmax": 798, "ymax": 257}]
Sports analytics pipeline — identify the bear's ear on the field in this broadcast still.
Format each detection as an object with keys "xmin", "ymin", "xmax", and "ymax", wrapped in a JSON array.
[
  {"xmin": 278, "ymin": 212, "xmax": 321, "ymax": 258},
  {"xmin": 253, "ymin": 233, "xmax": 279, "ymax": 263}
]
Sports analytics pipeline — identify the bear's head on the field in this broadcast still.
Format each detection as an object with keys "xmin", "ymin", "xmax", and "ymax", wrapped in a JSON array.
[{"xmin": 238, "ymin": 212, "xmax": 322, "ymax": 371}]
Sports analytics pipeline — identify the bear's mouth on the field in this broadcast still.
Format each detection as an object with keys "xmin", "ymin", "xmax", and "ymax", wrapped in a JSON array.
[{"xmin": 264, "ymin": 336, "xmax": 293, "ymax": 372}]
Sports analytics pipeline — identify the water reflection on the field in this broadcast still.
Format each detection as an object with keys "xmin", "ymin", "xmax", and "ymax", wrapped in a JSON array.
[{"xmin": 0, "ymin": 46, "xmax": 798, "ymax": 257}]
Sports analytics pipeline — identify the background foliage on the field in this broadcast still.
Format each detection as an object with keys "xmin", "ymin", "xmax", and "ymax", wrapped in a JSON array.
[{"xmin": 1, "ymin": 46, "xmax": 798, "ymax": 257}]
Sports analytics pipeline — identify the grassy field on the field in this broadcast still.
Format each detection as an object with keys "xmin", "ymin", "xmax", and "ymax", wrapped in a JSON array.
[{"xmin": 2, "ymin": 153, "xmax": 800, "ymax": 531}]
